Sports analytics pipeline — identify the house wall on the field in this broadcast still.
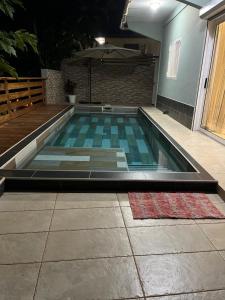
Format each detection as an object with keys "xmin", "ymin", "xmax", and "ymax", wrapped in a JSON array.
[
  {"xmin": 157, "ymin": 5, "xmax": 207, "ymax": 128},
  {"xmin": 127, "ymin": 21, "xmax": 163, "ymax": 42},
  {"xmin": 61, "ymin": 60, "xmax": 155, "ymax": 106}
]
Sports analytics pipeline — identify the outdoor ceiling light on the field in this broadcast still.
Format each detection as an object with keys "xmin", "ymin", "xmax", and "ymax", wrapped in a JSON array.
[
  {"xmin": 95, "ymin": 37, "xmax": 105, "ymax": 45},
  {"xmin": 149, "ymin": 0, "xmax": 161, "ymax": 10}
]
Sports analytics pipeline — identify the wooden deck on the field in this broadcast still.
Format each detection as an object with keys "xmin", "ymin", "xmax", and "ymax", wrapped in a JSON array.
[{"xmin": 0, "ymin": 104, "xmax": 69, "ymax": 155}]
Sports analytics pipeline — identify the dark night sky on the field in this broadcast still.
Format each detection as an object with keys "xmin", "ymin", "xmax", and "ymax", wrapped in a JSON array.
[
  {"xmin": 3, "ymin": 0, "xmax": 127, "ymax": 34},
  {"xmin": 2, "ymin": 0, "xmax": 138, "ymax": 75}
]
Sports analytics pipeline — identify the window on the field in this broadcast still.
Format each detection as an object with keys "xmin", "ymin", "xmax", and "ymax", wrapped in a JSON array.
[{"xmin": 167, "ymin": 39, "xmax": 181, "ymax": 79}]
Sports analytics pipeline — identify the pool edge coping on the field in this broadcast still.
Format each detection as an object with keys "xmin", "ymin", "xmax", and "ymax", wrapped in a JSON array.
[{"xmin": 0, "ymin": 105, "xmax": 219, "ymax": 195}]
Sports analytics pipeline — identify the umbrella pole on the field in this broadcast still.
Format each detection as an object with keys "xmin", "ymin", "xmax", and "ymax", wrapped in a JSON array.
[{"xmin": 89, "ymin": 59, "xmax": 92, "ymax": 103}]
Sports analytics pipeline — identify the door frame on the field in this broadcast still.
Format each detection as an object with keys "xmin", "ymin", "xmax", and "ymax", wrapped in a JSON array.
[{"xmin": 193, "ymin": 12, "xmax": 225, "ymax": 145}]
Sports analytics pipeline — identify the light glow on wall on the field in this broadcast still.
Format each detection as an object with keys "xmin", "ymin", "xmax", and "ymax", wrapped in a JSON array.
[
  {"xmin": 95, "ymin": 37, "xmax": 105, "ymax": 45},
  {"xmin": 149, "ymin": 0, "xmax": 161, "ymax": 11}
]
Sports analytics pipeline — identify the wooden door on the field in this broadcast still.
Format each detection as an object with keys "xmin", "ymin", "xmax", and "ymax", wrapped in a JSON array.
[{"xmin": 202, "ymin": 21, "xmax": 225, "ymax": 139}]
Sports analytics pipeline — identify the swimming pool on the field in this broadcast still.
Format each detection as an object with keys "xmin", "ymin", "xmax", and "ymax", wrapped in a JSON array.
[
  {"xmin": 21, "ymin": 110, "xmax": 195, "ymax": 172},
  {"xmin": 0, "ymin": 105, "xmax": 216, "ymax": 192}
]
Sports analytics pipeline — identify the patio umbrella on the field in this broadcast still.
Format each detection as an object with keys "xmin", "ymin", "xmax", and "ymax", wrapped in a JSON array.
[
  {"xmin": 70, "ymin": 44, "xmax": 141, "ymax": 103},
  {"xmin": 74, "ymin": 44, "xmax": 141, "ymax": 60}
]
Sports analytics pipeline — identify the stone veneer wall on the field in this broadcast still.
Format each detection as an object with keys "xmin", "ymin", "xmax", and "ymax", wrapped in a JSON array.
[
  {"xmin": 41, "ymin": 69, "xmax": 65, "ymax": 104},
  {"xmin": 61, "ymin": 60, "xmax": 155, "ymax": 106},
  {"xmin": 157, "ymin": 95, "xmax": 194, "ymax": 129}
]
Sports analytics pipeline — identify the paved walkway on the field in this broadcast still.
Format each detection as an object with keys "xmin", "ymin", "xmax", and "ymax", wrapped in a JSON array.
[
  {"xmin": 0, "ymin": 192, "xmax": 225, "ymax": 299},
  {"xmin": 143, "ymin": 107, "xmax": 225, "ymax": 193}
]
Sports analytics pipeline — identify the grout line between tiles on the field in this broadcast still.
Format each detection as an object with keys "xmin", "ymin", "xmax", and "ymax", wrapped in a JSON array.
[
  {"xmin": 0, "ymin": 208, "xmax": 54, "ymax": 213},
  {"xmin": 117, "ymin": 193, "xmax": 146, "ymax": 299},
  {"xmin": 32, "ymin": 193, "xmax": 57, "ymax": 300},
  {"xmin": 0, "ymin": 205, "xmax": 120, "ymax": 213},
  {"xmin": 0, "ymin": 255, "xmax": 134, "ymax": 266},
  {"xmin": 143, "ymin": 288, "xmax": 225, "ymax": 298},
  {"xmin": 0, "ymin": 249, "xmax": 224, "ymax": 266},
  {"xmin": 1, "ymin": 222, "xmax": 225, "ymax": 236}
]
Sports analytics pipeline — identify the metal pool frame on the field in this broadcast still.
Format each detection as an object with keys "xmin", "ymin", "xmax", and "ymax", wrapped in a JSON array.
[{"xmin": 0, "ymin": 105, "xmax": 218, "ymax": 193}]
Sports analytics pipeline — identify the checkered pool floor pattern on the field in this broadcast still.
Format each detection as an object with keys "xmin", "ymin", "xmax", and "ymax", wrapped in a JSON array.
[{"xmin": 48, "ymin": 114, "xmax": 170, "ymax": 171}]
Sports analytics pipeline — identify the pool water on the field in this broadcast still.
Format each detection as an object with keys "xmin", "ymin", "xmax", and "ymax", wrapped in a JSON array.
[{"xmin": 41, "ymin": 113, "xmax": 193, "ymax": 172}]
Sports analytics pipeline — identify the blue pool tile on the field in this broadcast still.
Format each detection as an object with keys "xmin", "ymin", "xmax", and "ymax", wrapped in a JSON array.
[
  {"xmin": 80, "ymin": 125, "xmax": 89, "ymax": 134},
  {"xmin": 125, "ymin": 126, "xmax": 133, "ymax": 135},
  {"xmin": 96, "ymin": 126, "xmax": 104, "ymax": 135},
  {"xmin": 67, "ymin": 124, "xmax": 76, "ymax": 134},
  {"xmin": 119, "ymin": 140, "xmax": 129, "ymax": 153},
  {"xmin": 93, "ymin": 135, "xmax": 102, "ymax": 147},
  {"xmin": 111, "ymin": 135, "xmax": 119, "ymax": 148},
  {"xmin": 74, "ymin": 135, "xmax": 86, "ymax": 147},
  {"xmin": 79, "ymin": 117, "xmax": 87, "ymax": 123},
  {"xmin": 117, "ymin": 117, "xmax": 123, "ymax": 124},
  {"xmin": 102, "ymin": 139, "xmax": 111, "ymax": 148},
  {"xmin": 111, "ymin": 126, "xmax": 118, "ymax": 135},
  {"xmin": 65, "ymin": 138, "xmax": 76, "ymax": 147},
  {"xmin": 104, "ymin": 117, "xmax": 111, "ymax": 124},
  {"xmin": 84, "ymin": 138, "xmax": 93, "ymax": 147},
  {"xmin": 136, "ymin": 139, "xmax": 149, "ymax": 154},
  {"xmin": 139, "ymin": 127, "xmax": 144, "ymax": 135},
  {"xmin": 92, "ymin": 117, "xmax": 98, "ymax": 123},
  {"xmin": 129, "ymin": 118, "xmax": 137, "ymax": 124}
]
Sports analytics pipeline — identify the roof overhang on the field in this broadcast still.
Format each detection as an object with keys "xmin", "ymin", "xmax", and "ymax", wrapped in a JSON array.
[
  {"xmin": 200, "ymin": 0, "xmax": 225, "ymax": 18},
  {"xmin": 121, "ymin": 0, "xmax": 210, "ymax": 41},
  {"xmin": 120, "ymin": 0, "xmax": 186, "ymax": 41}
]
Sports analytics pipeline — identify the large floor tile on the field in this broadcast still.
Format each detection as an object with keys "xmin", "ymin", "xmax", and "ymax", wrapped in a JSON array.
[
  {"xmin": 117, "ymin": 193, "xmax": 130, "ymax": 206},
  {"xmin": 0, "ymin": 263, "xmax": 40, "ymax": 300},
  {"xmin": 55, "ymin": 193, "xmax": 118, "ymax": 209},
  {"xmin": 0, "ymin": 210, "xmax": 52, "ymax": 234},
  {"xmin": 148, "ymin": 290, "xmax": 225, "ymax": 299},
  {"xmin": 199, "ymin": 223, "xmax": 225, "ymax": 250},
  {"xmin": 0, "ymin": 193, "xmax": 56, "ymax": 211},
  {"xmin": 128, "ymin": 227, "xmax": 176, "ymax": 255},
  {"xmin": 0, "ymin": 232, "xmax": 47, "ymax": 264},
  {"xmin": 164, "ymin": 225, "xmax": 214, "ymax": 252},
  {"xmin": 136, "ymin": 252, "xmax": 225, "ymax": 296},
  {"xmin": 51, "ymin": 207, "xmax": 124, "ymax": 231},
  {"xmin": 121, "ymin": 207, "xmax": 195, "ymax": 227},
  {"xmin": 35, "ymin": 257, "xmax": 143, "ymax": 300},
  {"xmin": 220, "ymin": 251, "xmax": 225, "ymax": 260},
  {"xmin": 44, "ymin": 228, "xmax": 131, "ymax": 261}
]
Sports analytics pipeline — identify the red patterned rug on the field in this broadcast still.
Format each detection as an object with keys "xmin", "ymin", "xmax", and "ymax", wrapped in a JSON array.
[{"xmin": 128, "ymin": 192, "xmax": 225, "ymax": 219}]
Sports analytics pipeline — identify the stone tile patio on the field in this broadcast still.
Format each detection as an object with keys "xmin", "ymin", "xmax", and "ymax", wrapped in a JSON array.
[{"xmin": 0, "ymin": 192, "xmax": 225, "ymax": 299}]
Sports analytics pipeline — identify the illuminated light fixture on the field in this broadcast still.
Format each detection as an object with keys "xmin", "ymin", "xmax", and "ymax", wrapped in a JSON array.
[
  {"xmin": 149, "ymin": 0, "xmax": 161, "ymax": 10},
  {"xmin": 95, "ymin": 37, "xmax": 105, "ymax": 45}
]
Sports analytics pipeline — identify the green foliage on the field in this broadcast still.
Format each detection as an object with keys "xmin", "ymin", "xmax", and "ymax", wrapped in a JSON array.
[
  {"xmin": 0, "ymin": 0, "xmax": 38, "ymax": 77},
  {"xmin": 0, "ymin": 0, "xmax": 24, "ymax": 19}
]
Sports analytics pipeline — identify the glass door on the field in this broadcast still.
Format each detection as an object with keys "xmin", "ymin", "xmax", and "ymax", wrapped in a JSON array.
[{"xmin": 201, "ymin": 21, "xmax": 225, "ymax": 140}]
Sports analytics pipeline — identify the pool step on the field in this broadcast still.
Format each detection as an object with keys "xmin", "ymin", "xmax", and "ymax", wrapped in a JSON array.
[{"xmin": 24, "ymin": 147, "xmax": 129, "ymax": 171}]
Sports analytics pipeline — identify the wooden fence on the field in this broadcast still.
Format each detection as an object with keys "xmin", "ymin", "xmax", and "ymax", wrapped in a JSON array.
[{"xmin": 0, "ymin": 77, "xmax": 46, "ymax": 124}]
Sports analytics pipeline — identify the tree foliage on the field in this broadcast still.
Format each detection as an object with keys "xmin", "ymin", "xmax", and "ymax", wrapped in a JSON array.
[
  {"xmin": 23, "ymin": 0, "xmax": 123, "ymax": 69},
  {"xmin": 0, "ymin": 0, "xmax": 38, "ymax": 77}
]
